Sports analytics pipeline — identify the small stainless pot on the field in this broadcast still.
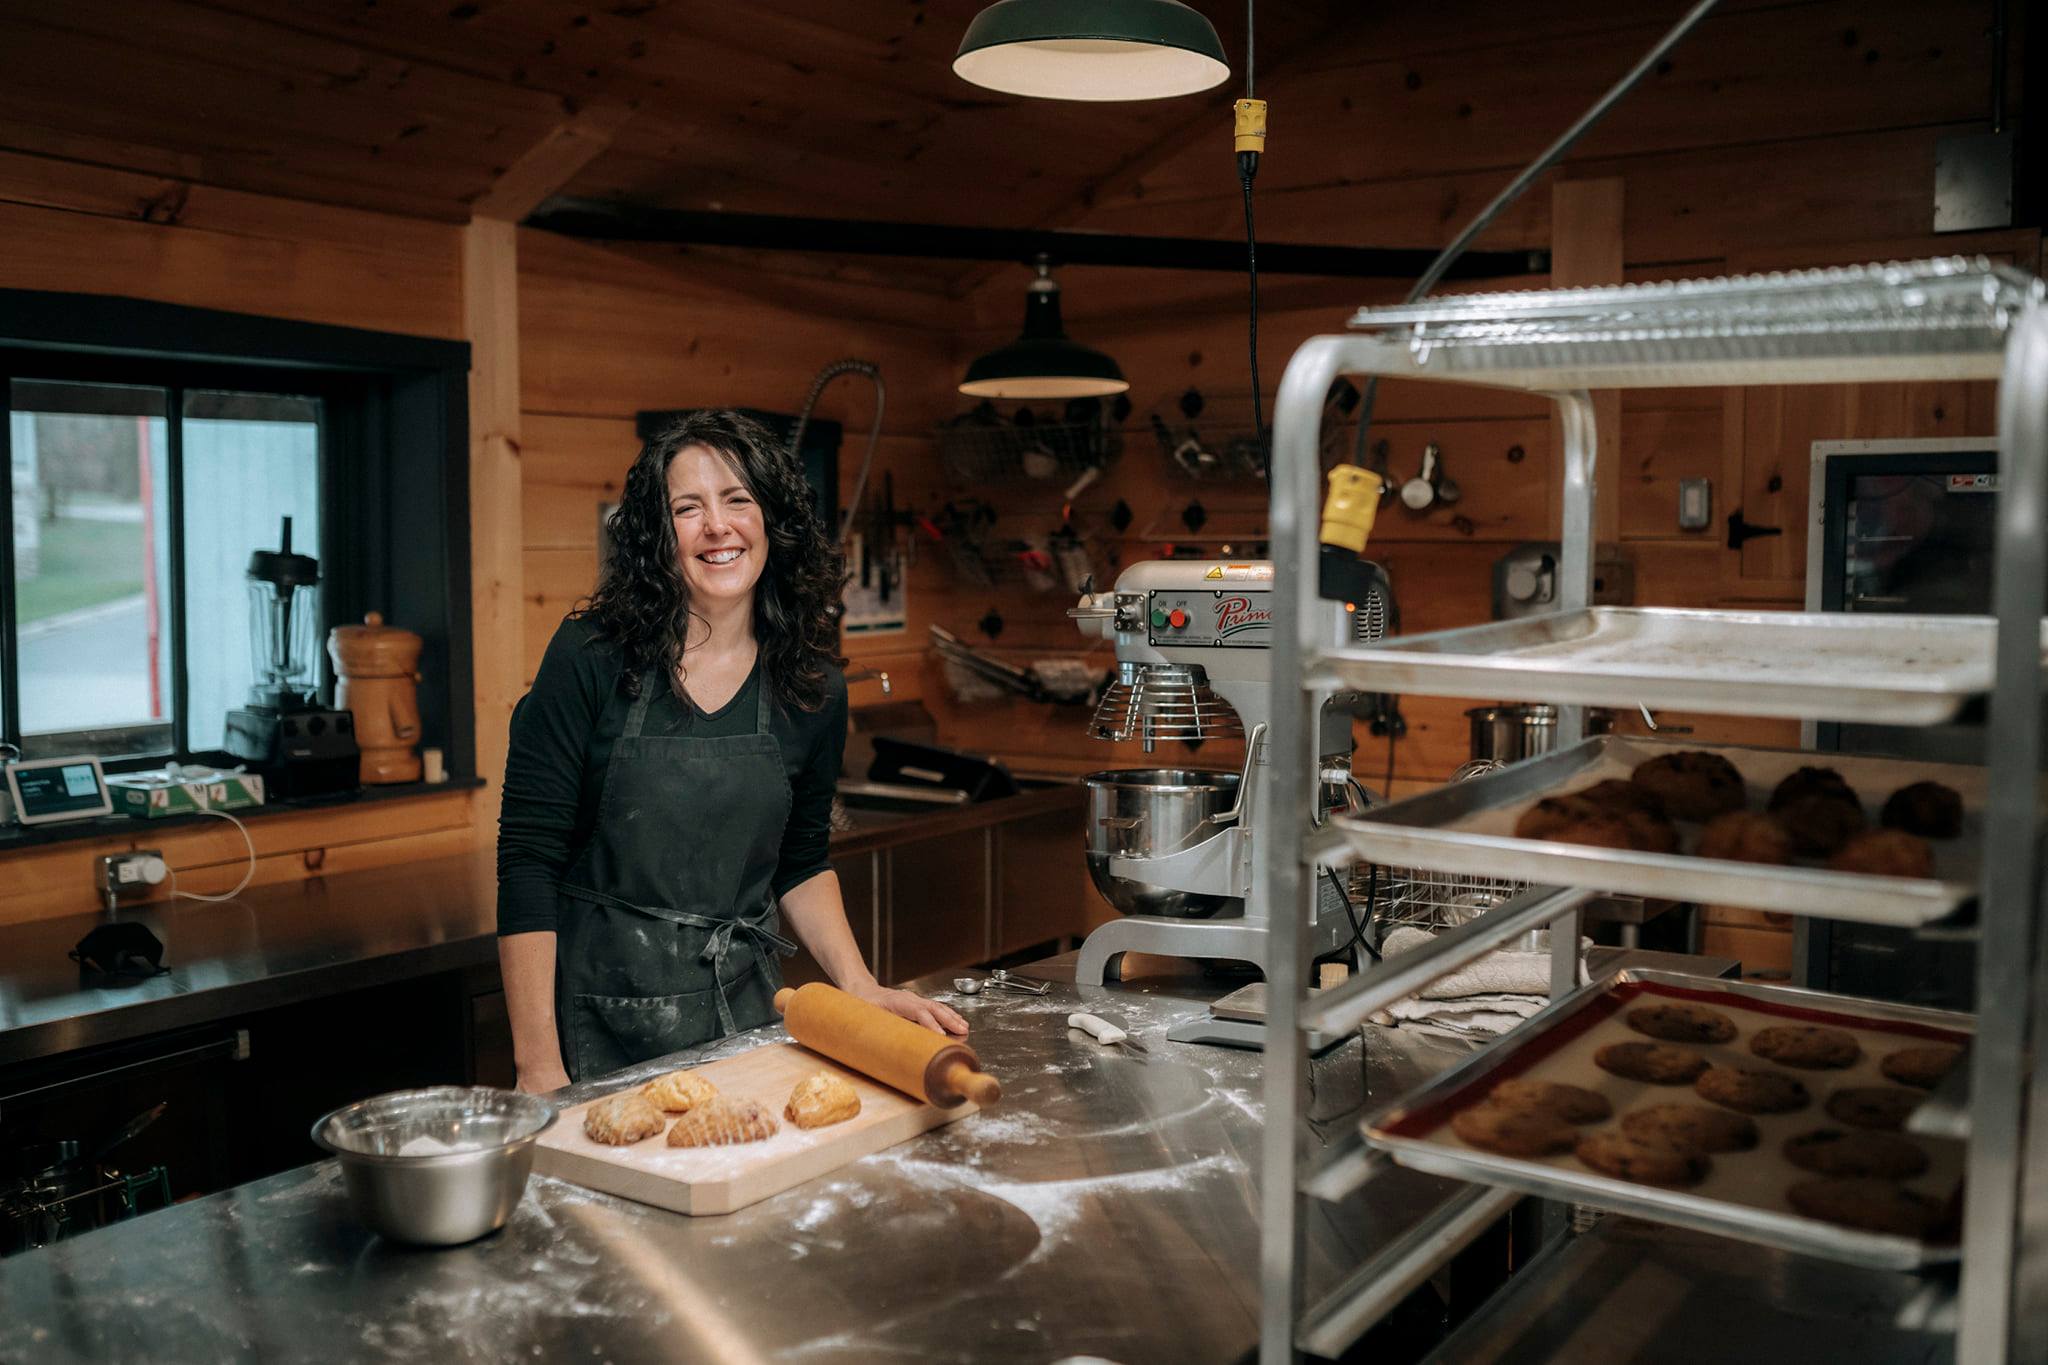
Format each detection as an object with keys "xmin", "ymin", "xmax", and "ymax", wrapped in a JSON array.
[
  {"xmin": 311, "ymin": 1086, "xmax": 556, "ymax": 1247},
  {"xmin": 1083, "ymin": 768, "xmax": 1243, "ymax": 918},
  {"xmin": 1465, "ymin": 704, "xmax": 1615, "ymax": 764}
]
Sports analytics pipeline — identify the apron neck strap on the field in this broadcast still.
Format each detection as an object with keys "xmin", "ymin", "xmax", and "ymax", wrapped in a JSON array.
[
  {"xmin": 754, "ymin": 664, "xmax": 774, "ymax": 734},
  {"xmin": 624, "ymin": 669, "xmax": 663, "ymax": 738}
]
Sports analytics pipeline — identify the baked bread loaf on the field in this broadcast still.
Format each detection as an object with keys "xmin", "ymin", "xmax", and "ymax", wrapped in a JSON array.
[
  {"xmin": 584, "ymin": 1091, "xmax": 666, "ymax": 1146},
  {"xmin": 642, "ymin": 1069, "xmax": 720, "ymax": 1114},
  {"xmin": 785, "ymin": 1072, "xmax": 862, "ymax": 1130},
  {"xmin": 666, "ymin": 1098, "xmax": 780, "ymax": 1147}
]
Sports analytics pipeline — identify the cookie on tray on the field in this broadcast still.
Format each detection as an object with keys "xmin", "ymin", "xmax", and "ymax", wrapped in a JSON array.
[
  {"xmin": 1782, "ymin": 1128, "xmax": 1930, "ymax": 1180},
  {"xmin": 1694, "ymin": 811, "xmax": 1793, "ymax": 866},
  {"xmin": 1514, "ymin": 796, "xmax": 1674, "ymax": 853},
  {"xmin": 1620, "ymin": 1102, "xmax": 1759, "ymax": 1155},
  {"xmin": 1695, "ymin": 1065, "xmax": 1812, "ymax": 1115},
  {"xmin": 1825, "ymin": 1086, "xmax": 1925, "ymax": 1132},
  {"xmin": 1626, "ymin": 1001, "xmax": 1738, "ymax": 1045},
  {"xmin": 1575, "ymin": 778, "xmax": 1668, "ymax": 818},
  {"xmin": 1881, "ymin": 1045, "xmax": 1962, "ymax": 1091},
  {"xmin": 1450, "ymin": 1102, "xmax": 1577, "ymax": 1156},
  {"xmin": 1574, "ymin": 1129, "xmax": 1710, "ymax": 1186},
  {"xmin": 1788, "ymin": 1178, "xmax": 1947, "ymax": 1239},
  {"xmin": 1767, "ymin": 766, "xmax": 1860, "ymax": 813},
  {"xmin": 1595, "ymin": 1041, "xmax": 1710, "ymax": 1085},
  {"xmin": 1751, "ymin": 1024, "xmax": 1861, "ymax": 1070},
  {"xmin": 1630, "ymin": 751, "xmax": 1747, "ymax": 823},
  {"xmin": 1828, "ymin": 829, "xmax": 1936, "ymax": 879},
  {"xmin": 1487, "ymin": 1078, "xmax": 1613, "ymax": 1125},
  {"xmin": 1881, "ymin": 781, "xmax": 1965, "ymax": 839},
  {"xmin": 1774, "ymin": 794, "xmax": 1869, "ymax": 859}
]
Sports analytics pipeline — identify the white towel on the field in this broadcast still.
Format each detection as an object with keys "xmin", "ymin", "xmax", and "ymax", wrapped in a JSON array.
[{"xmin": 1370, "ymin": 925, "xmax": 1587, "ymax": 1038}]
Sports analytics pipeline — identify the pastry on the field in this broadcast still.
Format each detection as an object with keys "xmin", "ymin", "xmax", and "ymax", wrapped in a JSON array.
[
  {"xmin": 1751, "ymin": 1024, "xmax": 1861, "ymax": 1070},
  {"xmin": 1626, "ymin": 1001, "xmax": 1738, "ymax": 1045},
  {"xmin": 1787, "ymin": 1178, "xmax": 1946, "ymax": 1238},
  {"xmin": 1630, "ymin": 751, "xmax": 1747, "ymax": 822},
  {"xmin": 1514, "ymin": 794, "xmax": 1675, "ymax": 852},
  {"xmin": 1695, "ymin": 1065, "xmax": 1811, "ymax": 1115},
  {"xmin": 1882, "ymin": 781, "xmax": 1965, "ymax": 839},
  {"xmin": 1783, "ymin": 1127, "xmax": 1929, "ymax": 1180},
  {"xmin": 1487, "ymin": 1078, "xmax": 1612, "ymax": 1125},
  {"xmin": 583, "ymin": 1091, "xmax": 666, "ymax": 1146},
  {"xmin": 1881, "ymin": 1045, "xmax": 1962, "ymax": 1090},
  {"xmin": 1694, "ymin": 811, "xmax": 1793, "ymax": 865},
  {"xmin": 1574, "ymin": 1129, "xmax": 1710, "ymax": 1186},
  {"xmin": 1825, "ymin": 1086, "xmax": 1925, "ymax": 1132},
  {"xmin": 666, "ymin": 1098, "xmax": 780, "ymax": 1147},
  {"xmin": 1575, "ymin": 779, "xmax": 1668, "ymax": 818},
  {"xmin": 1450, "ymin": 1103, "xmax": 1576, "ymax": 1156},
  {"xmin": 1620, "ymin": 1102, "xmax": 1759, "ymax": 1154},
  {"xmin": 1774, "ymin": 794, "xmax": 1868, "ymax": 858},
  {"xmin": 785, "ymin": 1072, "xmax": 862, "ymax": 1130},
  {"xmin": 1767, "ymin": 766, "xmax": 1858, "ymax": 813},
  {"xmin": 1828, "ymin": 829, "xmax": 1935, "ymax": 879},
  {"xmin": 1594, "ymin": 1040, "xmax": 1710, "ymax": 1085},
  {"xmin": 642, "ymin": 1069, "xmax": 720, "ymax": 1114}
]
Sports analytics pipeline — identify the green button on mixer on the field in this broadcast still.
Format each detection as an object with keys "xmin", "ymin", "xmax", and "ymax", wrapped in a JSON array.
[{"xmin": 1151, "ymin": 608, "xmax": 1169, "ymax": 628}]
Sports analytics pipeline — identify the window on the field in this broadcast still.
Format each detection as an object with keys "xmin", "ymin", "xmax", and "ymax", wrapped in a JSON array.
[{"xmin": 0, "ymin": 291, "xmax": 475, "ymax": 788}]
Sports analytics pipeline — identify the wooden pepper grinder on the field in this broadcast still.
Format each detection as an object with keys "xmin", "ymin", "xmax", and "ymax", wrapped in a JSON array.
[{"xmin": 327, "ymin": 612, "xmax": 424, "ymax": 784}]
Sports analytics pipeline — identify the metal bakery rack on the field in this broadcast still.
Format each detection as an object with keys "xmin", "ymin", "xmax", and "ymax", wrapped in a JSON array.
[{"xmin": 1257, "ymin": 257, "xmax": 2048, "ymax": 1363}]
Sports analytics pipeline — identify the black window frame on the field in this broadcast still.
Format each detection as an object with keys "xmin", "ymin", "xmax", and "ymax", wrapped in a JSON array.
[{"xmin": 0, "ymin": 289, "xmax": 474, "ymax": 784}]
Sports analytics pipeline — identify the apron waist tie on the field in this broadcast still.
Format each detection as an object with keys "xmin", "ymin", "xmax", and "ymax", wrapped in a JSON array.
[{"xmin": 561, "ymin": 884, "xmax": 796, "ymax": 1035}]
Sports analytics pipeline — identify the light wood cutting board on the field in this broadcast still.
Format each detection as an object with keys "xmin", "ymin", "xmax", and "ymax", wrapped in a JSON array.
[{"xmin": 533, "ymin": 1041, "xmax": 976, "ymax": 1215}]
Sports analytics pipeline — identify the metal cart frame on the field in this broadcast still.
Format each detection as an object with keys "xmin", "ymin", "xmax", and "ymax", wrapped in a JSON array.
[{"xmin": 1257, "ymin": 258, "xmax": 2048, "ymax": 1362}]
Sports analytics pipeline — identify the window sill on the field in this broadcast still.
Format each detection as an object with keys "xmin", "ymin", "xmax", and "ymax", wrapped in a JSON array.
[{"xmin": 0, "ymin": 777, "xmax": 486, "ymax": 854}]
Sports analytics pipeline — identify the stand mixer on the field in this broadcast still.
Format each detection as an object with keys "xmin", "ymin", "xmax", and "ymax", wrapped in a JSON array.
[{"xmin": 1071, "ymin": 558, "xmax": 1390, "ymax": 1045}]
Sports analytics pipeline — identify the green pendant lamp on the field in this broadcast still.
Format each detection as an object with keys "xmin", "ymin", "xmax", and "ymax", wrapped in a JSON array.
[
  {"xmin": 954, "ymin": 0, "xmax": 1229, "ymax": 102},
  {"xmin": 960, "ymin": 256, "xmax": 1129, "ymax": 399}
]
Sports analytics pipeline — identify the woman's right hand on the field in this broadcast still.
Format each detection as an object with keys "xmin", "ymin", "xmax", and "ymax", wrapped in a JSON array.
[{"xmin": 517, "ymin": 1063, "xmax": 572, "ymax": 1095}]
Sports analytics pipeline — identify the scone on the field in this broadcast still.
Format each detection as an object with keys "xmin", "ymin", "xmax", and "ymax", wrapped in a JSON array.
[
  {"xmin": 1695, "ymin": 1065, "xmax": 1811, "ymax": 1115},
  {"xmin": 642, "ymin": 1069, "xmax": 720, "ymax": 1114},
  {"xmin": 1626, "ymin": 1001, "xmax": 1738, "ymax": 1045},
  {"xmin": 666, "ymin": 1098, "xmax": 780, "ymax": 1147},
  {"xmin": 785, "ymin": 1072, "xmax": 862, "ymax": 1130},
  {"xmin": 584, "ymin": 1091, "xmax": 666, "ymax": 1146},
  {"xmin": 1595, "ymin": 1041, "xmax": 1709, "ymax": 1085},
  {"xmin": 1487, "ymin": 1078, "xmax": 1612, "ymax": 1125},
  {"xmin": 1751, "ymin": 1024, "xmax": 1861, "ymax": 1070},
  {"xmin": 1620, "ymin": 1102, "xmax": 1759, "ymax": 1155}
]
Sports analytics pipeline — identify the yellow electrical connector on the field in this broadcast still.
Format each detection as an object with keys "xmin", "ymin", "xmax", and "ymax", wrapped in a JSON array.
[
  {"xmin": 1233, "ymin": 98, "xmax": 1267, "ymax": 156},
  {"xmin": 1321, "ymin": 466, "xmax": 1381, "ymax": 552}
]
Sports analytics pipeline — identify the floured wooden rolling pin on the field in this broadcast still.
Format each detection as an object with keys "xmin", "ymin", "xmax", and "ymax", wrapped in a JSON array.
[{"xmin": 773, "ymin": 983, "xmax": 1001, "ymax": 1108}]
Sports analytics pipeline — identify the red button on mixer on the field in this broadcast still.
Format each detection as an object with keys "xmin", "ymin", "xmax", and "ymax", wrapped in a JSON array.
[{"xmin": 1167, "ymin": 609, "xmax": 1188, "ymax": 629}]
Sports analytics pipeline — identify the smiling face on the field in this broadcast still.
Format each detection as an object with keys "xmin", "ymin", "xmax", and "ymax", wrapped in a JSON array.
[{"xmin": 667, "ymin": 443, "xmax": 767, "ymax": 611}]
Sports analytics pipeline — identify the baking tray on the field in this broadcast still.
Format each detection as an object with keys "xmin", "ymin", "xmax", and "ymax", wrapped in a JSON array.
[
  {"xmin": 1334, "ymin": 735, "xmax": 1983, "ymax": 925},
  {"xmin": 1315, "ymin": 607, "xmax": 2032, "ymax": 723},
  {"xmin": 1363, "ymin": 969, "xmax": 1973, "ymax": 1270}
]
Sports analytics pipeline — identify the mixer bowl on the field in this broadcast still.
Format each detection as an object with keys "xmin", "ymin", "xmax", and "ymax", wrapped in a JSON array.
[{"xmin": 1084, "ymin": 768, "xmax": 1243, "ymax": 918}]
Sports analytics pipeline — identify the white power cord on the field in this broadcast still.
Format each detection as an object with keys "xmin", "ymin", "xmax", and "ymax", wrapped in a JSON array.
[{"xmin": 167, "ymin": 806, "xmax": 258, "ymax": 903}]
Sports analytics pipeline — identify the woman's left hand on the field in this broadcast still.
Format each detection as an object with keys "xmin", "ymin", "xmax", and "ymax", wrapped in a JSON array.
[{"xmin": 850, "ymin": 982, "xmax": 969, "ymax": 1036}]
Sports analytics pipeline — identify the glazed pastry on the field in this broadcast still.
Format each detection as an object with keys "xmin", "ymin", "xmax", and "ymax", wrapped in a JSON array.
[
  {"xmin": 1620, "ymin": 1102, "xmax": 1759, "ymax": 1155},
  {"xmin": 584, "ymin": 1091, "xmax": 666, "ymax": 1146},
  {"xmin": 1881, "ymin": 1045, "xmax": 1962, "ymax": 1090},
  {"xmin": 785, "ymin": 1072, "xmax": 862, "ymax": 1130},
  {"xmin": 1787, "ymin": 1178, "xmax": 1945, "ymax": 1238},
  {"xmin": 1782, "ymin": 1128, "xmax": 1929, "ymax": 1180},
  {"xmin": 1630, "ymin": 751, "xmax": 1746, "ymax": 823},
  {"xmin": 1486, "ymin": 1079, "xmax": 1613, "ymax": 1125},
  {"xmin": 1626, "ymin": 1002, "xmax": 1738, "ymax": 1045},
  {"xmin": 1695, "ymin": 1065, "xmax": 1811, "ymax": 1115},
  {"xmin": 1694, "ymin": 811, "xmax": 1793, "ymax": 865},
  {"xmin": 642, "ymin": 1069, "xmax": 720, "ymax": 1114},
  {"xmin": 1828, "ymin": 829, "xmax": 1936, "ymax": 879},
  {"xmin": 666, "ymin": 1098, "xmax": 780, "ymax": 1147},
  {"xmin": 1767, "ymin": 766, "xmax": 1859, "ymax": 813},
  {"xmin": 1881, "ymin": 781, "xmax": 1964, "ymax": 839},
  {"xmin": 1574, "ymin": 1129, "xmax": 1710, "ymax": 1186},
  {"xmin": 1751, "ymin": 1024, "xmax": 1861, "ymax": 1070},
  {"xmin": 1774, "ymin": 794, "xmax": 1867, "ymax": 858}
]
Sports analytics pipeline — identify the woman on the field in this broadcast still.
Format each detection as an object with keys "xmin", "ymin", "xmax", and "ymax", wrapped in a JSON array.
[{"xmin": 496, "ymin": 409, "xmax": 966, "ymax": 1091}]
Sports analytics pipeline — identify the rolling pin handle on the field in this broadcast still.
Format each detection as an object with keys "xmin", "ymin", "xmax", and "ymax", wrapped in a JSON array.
[
  {"xmin": 773, "ymin": 988, "xmax": 796, "ymax": 1015},
  {"xmin": 935, "ymin": 1057, "xmax": 1002, "ymax": 1107}
]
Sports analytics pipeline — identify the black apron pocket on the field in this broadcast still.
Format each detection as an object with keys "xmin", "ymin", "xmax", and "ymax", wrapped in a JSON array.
[{"xmin": 567, "ymin": 989, "xmax": 721, "ymax": 1080}]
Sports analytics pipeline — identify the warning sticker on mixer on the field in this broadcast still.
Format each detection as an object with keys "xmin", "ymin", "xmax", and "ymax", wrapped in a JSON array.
[{"xmin": 1204, "ymin": 564, "xmax": 1271, "ymax": 581}]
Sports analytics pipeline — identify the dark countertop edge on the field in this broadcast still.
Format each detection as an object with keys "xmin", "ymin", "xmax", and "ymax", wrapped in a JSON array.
[
  {"xmin": 0, "ymin": 777, "xmax": 486, "ymax": 853},
  {"xmin": 826, "ymin": 783, "xmax": 1084, "ymax": 857}
]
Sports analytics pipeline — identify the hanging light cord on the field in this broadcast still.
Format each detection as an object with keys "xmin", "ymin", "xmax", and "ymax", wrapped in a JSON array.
[
  {"xmin": 1346, "ymin": 0, "xmax": 1723, "ymax": 468},
  {"xmin": 1237, "ymin": 0, "xmax": 1266, "ymax": 445}
]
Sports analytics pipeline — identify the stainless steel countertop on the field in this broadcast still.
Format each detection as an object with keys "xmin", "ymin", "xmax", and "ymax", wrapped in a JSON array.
[{"xmin": 0, "ymin": 949, "xmax": 1733, "ymax": 1364}]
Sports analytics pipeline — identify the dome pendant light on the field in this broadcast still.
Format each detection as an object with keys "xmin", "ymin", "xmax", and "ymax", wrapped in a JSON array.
[
  {"xmin": 954, "ymin": 0, "xmax": 1230, "ymax": 102},
  {"xmin": 959, "ymin": 256, "xmax": 1129, "ymax": 399}
]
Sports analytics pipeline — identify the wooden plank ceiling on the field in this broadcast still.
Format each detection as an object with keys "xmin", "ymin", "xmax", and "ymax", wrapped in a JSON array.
[{"xmin": 0, "ymin": 0, "xmax": 1339, "ymax": 289}]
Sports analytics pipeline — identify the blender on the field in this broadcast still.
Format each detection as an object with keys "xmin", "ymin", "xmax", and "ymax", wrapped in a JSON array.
[{"xmin": 225, "ymin": 517, "xmax": 360, "ymax": 798}]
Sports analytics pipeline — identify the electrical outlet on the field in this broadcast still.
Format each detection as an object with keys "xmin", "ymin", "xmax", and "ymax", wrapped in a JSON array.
[{"xmin": 98, "ymin": 850, "xmax": 167, "ymax": 911}]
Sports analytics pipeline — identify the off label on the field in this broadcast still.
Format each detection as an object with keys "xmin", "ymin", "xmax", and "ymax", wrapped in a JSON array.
[{"xmin": 1946, "ymin": 473, "xmax": 1998, "ymax": 493}]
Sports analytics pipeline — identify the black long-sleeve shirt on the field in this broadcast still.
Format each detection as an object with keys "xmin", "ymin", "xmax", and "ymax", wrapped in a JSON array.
[{"xmin": 496, "ymin": 615, "xmax": 847, "ymax": 936}]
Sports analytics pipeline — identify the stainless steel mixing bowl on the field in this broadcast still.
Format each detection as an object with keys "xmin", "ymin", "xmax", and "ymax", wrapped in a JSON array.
[
  {"xmin": 1083, "ymin": 768, "xmax": 1243, "ymax": 918},
  {"xmin": 310, "ymin": 1086, "xmax": 557, "ymax": 1246}
]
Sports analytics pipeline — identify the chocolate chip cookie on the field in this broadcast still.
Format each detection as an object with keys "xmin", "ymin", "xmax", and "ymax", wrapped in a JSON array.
[
  {"xmin": 1825, "ymin": 1086, "xmax": 1925, "ymax": 1132},
  {"xmin": 1751, "ymin": 1024, "xmax": 1861, "ymax": 1070},
  {"xmin": 1695, "ymin": 1065, "xmax": 1812, "ymax": 1115},
  {"xmin": 1450, "ymin": 1103, "xmax": 1577, "ymax": 1156},
  {"xmin": 1574, "ymin": 1129, "xmax": 1711, "ymax": 1186},
  {"xmin": 1595, "ymin": 1041, "xmax": 1710, "ymax": 1085},
  {"xmin": 1487, "ymin": 1078, "xmax": 1613, "ymax": 1125},
  {"xmin": 1788, "ymin": 1178, "xmax": 1946, "ymax": 1238},
  {"xmin": 1881, "ymin": 1045, "xmax": 1962, "ymax": 1091},
  {"xmin": 1620, "ymin": 1102, "xmax": 1759, "ymax": 1155},
  {"xmin": 1783, "ymin": 1128, "xmax": 1929, "ymax": 1180},
  {"xmin": 1626, "ymin": 1001, "xmax": 1739, "ymax": 1045}
]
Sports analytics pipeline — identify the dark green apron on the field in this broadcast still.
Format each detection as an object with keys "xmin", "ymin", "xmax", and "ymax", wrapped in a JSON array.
[{"xmin": 555, "ymin": 665, "xmax": 797, "ymax": 1080}]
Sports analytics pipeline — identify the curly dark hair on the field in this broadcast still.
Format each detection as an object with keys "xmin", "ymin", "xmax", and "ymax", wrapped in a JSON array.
[{"xmin": 576, "ymin": 410, "xmax": 845, "ymax": 712}]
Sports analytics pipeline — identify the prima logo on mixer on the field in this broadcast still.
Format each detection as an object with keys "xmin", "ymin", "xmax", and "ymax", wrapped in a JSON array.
[{"xmin": 1214, "ymin": 596, "xmax": 1273, "ymax": 639}]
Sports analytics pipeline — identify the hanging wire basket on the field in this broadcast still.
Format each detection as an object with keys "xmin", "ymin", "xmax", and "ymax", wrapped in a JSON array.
[{"xmin": 936, "ymin": 403, "xmax": 1124, "ymax": 486}]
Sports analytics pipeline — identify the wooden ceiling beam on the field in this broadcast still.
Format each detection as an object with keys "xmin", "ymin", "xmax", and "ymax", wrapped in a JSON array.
[{"xmin": 470, "ymin": 101, "xmax": 635, "ymax": 223}]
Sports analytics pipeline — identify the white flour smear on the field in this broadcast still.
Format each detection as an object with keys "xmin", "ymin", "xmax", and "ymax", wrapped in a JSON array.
[{"xmin": 869, "ymin": 1148, "xmax": 1245, "ymax": 1249}]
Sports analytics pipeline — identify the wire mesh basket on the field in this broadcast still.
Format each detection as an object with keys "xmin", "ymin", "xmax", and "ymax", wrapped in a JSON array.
[
  {"xmin": 1150, "ymin": 390, "xmax": 1268, "ymax": 483},
  {"xmin": 1351, "ymin": 759, "xmax": 1528, "ymax": 934},
  {"xmin": 936, "ymin": 407, "xmax": 1124, "ymax": 485}
]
